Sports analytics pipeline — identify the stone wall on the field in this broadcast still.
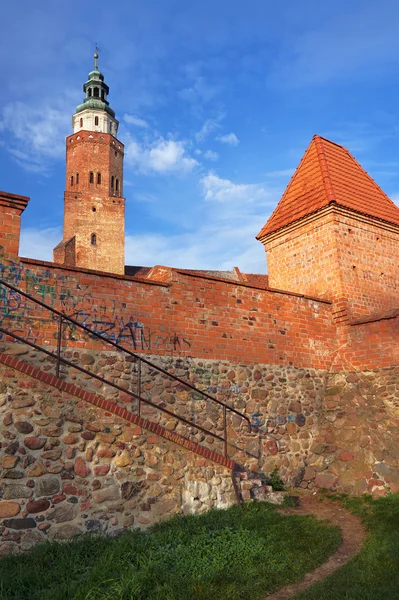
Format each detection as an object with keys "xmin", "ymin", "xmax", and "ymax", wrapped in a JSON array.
[
  {"xmin": 0, "ymin": 359, "xmax": 236, "ymax": 557},
  {"xmin": 1, "ymin": 342, "xmax": 399, "ymax": 556},
  {"xmin": 1, "ymin": 344, "xmax": 329, "ymax": 483},
  {"xmin": 301, "ymin": 366, "xmax": 399, "ymax": 495}
]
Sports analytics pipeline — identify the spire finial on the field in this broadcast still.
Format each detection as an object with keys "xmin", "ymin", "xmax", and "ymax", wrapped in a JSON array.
[{"xmin": 94, "ymin": 44, "xmax": 100, "ymax": 70}]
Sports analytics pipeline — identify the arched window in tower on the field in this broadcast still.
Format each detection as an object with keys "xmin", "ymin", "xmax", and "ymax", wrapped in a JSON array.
[
  {"xmin": 111, "ymin": 176, "xmax": 114, "ymax": 189},
  {"xmin": 70, "ymin": 175, "xmax": 74, "ymax": 186},
  {"xmin": 89, "ymin": 172, "xmax": 94, "ymax": 184},
  {"xmin": 116, "ymin": 179, "xmax": 119, "ymax": 193},
  {"xmin": 95, "ymin": 116, "xmax": 99, "ymax": 126},
  {"xmin": 93, "ymin": 87, "xmax": 99, "ymax": 98},
  {"xmin": 101, "ymin": 90, "xmax": 105, "ymax": 101},
  {"xmin": 88, "ymin": 88, "xmax": 92, "ymax": 97},
  {"xmin": 76, "ymin": 173, "xmax": 79, "ymax": 185},
  {"xmin": 97, "ymin": 172, "xmax": 101, "ymax": 185},
  {"xmin": 80, "ymin": 118, "xmax": 83, "ymax": 128},
  {"xmin": 91, "ymin": 233, "xmax": 97, "ymax": 246}
]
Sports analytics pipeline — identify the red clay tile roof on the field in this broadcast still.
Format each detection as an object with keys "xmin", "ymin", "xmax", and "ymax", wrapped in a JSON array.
[{"xmin": 257, "ymin": 135, "xmax": 399, "ymax": 238}]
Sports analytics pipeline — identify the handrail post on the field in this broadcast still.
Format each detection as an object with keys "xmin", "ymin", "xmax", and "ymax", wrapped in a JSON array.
[
  {"xmin": 137, "ymin": 359, "xmax": 142, "ymax": 417},
  {"xmin": 223, "ymin": 404, "xmax": 228, "ymax": 458},
  {"xmin": 56, "ymin": 314, "xmax": 63, "ymax": 378}
]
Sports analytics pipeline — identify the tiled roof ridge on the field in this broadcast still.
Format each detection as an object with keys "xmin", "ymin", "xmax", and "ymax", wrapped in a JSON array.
[
  {"xmin": 314, "ymin": 134, "xmax": 399, "ymax": 215},
  {"xmin": 313, "ymin": 135, "xmax": 337, "ymax": 204}
]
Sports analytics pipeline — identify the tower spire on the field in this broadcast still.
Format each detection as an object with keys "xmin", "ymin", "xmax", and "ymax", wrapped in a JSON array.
[{"xmin": 72, "ymin": 53, "xmax": 119, "ymax": 136}]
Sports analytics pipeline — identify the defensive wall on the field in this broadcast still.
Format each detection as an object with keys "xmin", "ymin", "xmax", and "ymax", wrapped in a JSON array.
[{"xmin": 0, "ymin": 184, "xmax": 398, "ymax": 554}]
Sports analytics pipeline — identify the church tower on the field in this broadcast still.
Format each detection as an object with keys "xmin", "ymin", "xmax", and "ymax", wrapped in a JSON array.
[{"xmin": 53, "ymin": 53, "xmax": 125, "ymax": 274}]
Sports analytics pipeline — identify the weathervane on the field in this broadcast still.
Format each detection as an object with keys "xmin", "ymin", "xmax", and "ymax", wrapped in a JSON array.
[{"xmin": 94, "ymin": 43, "xmax": 100, "ymax": 69}]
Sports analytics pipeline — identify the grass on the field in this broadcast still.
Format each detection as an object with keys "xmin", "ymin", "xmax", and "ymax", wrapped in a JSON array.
[
  {"xmin": 0, "ymin": 501, "xmax": 340, "ymax": 600},
  {"xmin": 295, "ymin": 492, "xmax": 399, "ymax": 600}
]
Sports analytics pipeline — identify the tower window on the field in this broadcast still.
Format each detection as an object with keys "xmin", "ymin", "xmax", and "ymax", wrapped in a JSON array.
[
  {"xmin": 88, "ymin": 88, "xmax": 92, "ymax": 97},
  {"xmin": 111, "ymin": 176, "xmax": 114, "ymax": 189},
  {"xmin": 97, "ymin": 172, "xmax": 101, "ymax": 185},
  {"xmin": 80, "ymin": 118, "xmax": 83, "ymax": 127},
  {"xmin": 89, "ymin": 172, "xmax": 94, "ymax": 183},
  {"xmin": 76, "ymin": 173, "xmax": 79, "ymax": 184},
  {"xmin": 116, "ymin": 179, "xmax": 119, "ymax": 193},
  {"xmin": 95, "ymin": 116, "xmax": 99, "ymax": 126},
  {"xmin": 91, "ymin": 233, "xmax": 97, "ymax": 246},
  {"xmin": 70, "ymin": 175, "xmax": 74, "ymax": 186},
  {"xmin": 101, "ymin": 90, "xmax": 105, "ymax": 101},
  {"xmin": 93, "ymin": 87, "xmax": 99, "ymax": 98}
]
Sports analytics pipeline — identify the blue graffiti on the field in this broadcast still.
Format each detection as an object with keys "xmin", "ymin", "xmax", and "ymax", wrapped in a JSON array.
[{"xmin": 251, "ymin": 412, "xmax": 297, "ymax": 432}]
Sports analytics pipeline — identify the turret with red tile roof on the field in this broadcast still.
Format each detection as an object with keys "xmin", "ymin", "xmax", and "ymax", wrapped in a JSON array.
[
  {"xmin": 257, "ymin": 135, "xmax": 399, "ymax": 240},
  {"xmin": 257, "ymin": 135, "xmax": 399, "ymax": 322}
]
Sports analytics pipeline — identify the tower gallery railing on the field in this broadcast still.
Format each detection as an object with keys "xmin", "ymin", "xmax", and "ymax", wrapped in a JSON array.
[{"xmin": 0, "ymin": 278, "xmax": 251, "ymax": 458}]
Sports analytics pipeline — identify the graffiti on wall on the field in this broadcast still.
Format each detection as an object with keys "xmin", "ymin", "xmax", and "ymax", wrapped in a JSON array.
[
  {"xmin": 362, "ymin": 270, "xmax": 397, "ymax": 290},
  {"xmin": 251, "ymin": 412, "xmax": 301, "ymax": 431},
  {"xmin": 0, "ymin": 260, "xmax": 191, "ymax": 355}
]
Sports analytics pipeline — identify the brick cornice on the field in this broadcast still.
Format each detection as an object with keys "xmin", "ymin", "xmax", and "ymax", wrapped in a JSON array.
[
  {"xmin": 260, "ymin": 203, "xmax": 399, "ymax": 246},
  {"xmin": 0, "ymin": 190, "xmax": 30, "ymax": 214}
]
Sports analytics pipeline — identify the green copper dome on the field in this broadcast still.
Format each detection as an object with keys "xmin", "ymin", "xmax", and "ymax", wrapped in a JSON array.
[{"xmin": 75, "ymin": 54, "xmax": 115, "ymax": 118}]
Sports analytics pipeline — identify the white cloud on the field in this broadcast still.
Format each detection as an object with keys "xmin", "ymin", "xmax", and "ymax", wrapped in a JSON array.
[
  {"xmin": 18, "ymin": 170, "xmax": 277, "ymax": 274},
  {"xmin": 0, "ymin": 101, "xmax": 70, "ymax": 172},
  {"xmin": 19, "ymin": 226, "xmax": 62, "ymax": 261},
  {"xmin": 195, "ymin": 115, "xmax": 224, "ymax": 142},
  {"xmin": 203, "ymin": 150, "xmax": 219, "ymax": 161},
  {"xmin": 201, "ymin": 173, "xmax": 269, "ymax": 204},
  {"xmin": 217, "ymin": 132, "xmax": 239, "ymax": 146},
  {"xmin": 125, "ymin": 221, "xmax": 267, "ymax": 273},
  {"xmin": 123, "ymin": 114, "xmax": 149, "ymax": 128},
  {"xmin": 125, "ymin": 136, "xmax": 199, "ymax": 174},
  {"xmin": 179, "ymin": 77, "xmax": 221, "ymax": 104}
]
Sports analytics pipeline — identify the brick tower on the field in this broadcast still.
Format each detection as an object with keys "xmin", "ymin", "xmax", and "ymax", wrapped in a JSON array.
[
  {"xmin": 53, "ymin": 53, "xmax": 125, "ymax": 274},
  {"xmin": 257, "ymin": 135, "xmax": 399, "ymax": 323}
]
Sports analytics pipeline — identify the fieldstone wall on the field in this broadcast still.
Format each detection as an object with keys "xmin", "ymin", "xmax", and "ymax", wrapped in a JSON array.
[
  {"xmin": 2, "ymin": 344, "xmax": 329, "ymax": 484},
  {"xmin": 0, "ymin": 361, "xmax": 237, "ymax": 557},
  {"xmin": 301, "ymin": 366, "xmax": 399, "ymax": 495},
  {"xmin": 1, "ymin": 342, "xmax": 398, "ymax": 556}
]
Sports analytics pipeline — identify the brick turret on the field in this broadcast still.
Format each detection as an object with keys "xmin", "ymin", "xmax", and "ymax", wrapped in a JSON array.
[
  {"xmin": 53, "ymin": 53, "xmax": 125, "ymax": 274},
  {"xmin": 257, "ymin": 135, "xmax": 399, "ymax": 322}
]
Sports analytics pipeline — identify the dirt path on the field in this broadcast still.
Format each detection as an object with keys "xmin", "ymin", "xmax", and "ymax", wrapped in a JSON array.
[{"xmin": 263, "ymin": 492, "xmax": 367, "ymax": 600}]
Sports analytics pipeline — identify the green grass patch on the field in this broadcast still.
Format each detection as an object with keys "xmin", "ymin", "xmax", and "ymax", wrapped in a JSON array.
[
  {"xmin": 295, "ymin": 492, "xmax": 399, "ymax": 600},
  {"xmin": 0, "ymin": 501, "xmax": 340, "ymax": 600}
]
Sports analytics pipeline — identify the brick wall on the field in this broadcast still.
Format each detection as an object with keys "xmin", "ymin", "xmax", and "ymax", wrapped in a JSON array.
[
  {"xmin": 264, "ymin": 207, "xmax": 399, "ymax": 322},
  {"xmin": 0, "ymin": 257, "xmax": 336, "ymax": 370}
]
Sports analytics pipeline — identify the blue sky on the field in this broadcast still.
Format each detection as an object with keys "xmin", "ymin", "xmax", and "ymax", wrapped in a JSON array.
[{"xmin": 1, "ymin": 0, "xmax": 399, "ymax": 273}]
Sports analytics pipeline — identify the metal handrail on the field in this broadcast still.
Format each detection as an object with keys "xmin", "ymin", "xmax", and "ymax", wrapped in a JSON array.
[{"xmin": 0, "ymin": 278, "xmax": 252, "ymax": 457}]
